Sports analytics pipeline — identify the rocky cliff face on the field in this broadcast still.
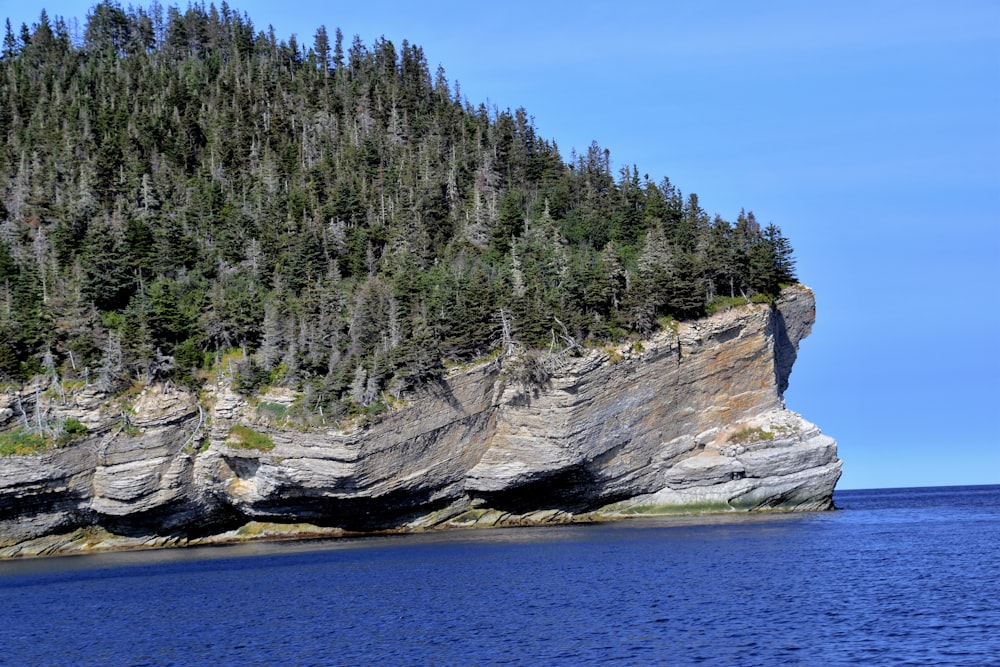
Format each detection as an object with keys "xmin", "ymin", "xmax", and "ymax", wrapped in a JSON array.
[{"xmin": 0, "ymin": 285, "xmax": 841, "ymax": 557}]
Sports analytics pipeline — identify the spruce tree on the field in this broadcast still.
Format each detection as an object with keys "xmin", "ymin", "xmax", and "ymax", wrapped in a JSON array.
[{"xmin": 0, "ymin": 3, "xmax": 798, "ymax": 407}]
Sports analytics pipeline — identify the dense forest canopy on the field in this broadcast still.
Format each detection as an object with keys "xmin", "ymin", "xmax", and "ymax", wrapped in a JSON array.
[{"xmin": 0, "ymin": 2, "xmax": 796, "ymax": 420}]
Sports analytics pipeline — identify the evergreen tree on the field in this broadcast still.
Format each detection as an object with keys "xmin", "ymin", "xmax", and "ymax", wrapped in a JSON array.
[
  {"xmin": 80, "ymin": 222, "xmax": 135, "ymax": 312},
  {"xmin": 0, "ymin": 2, "xmax": 798, "ymax": 407},
  {"xmin": 766, "ymin": 223, "xmax": 797, "ymax": 285}
]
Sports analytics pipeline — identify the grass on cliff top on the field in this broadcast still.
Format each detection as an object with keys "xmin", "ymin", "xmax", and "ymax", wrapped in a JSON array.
[
  {"xmin": 255, "ymin": 400, "xmax": 289, "ymax": 422},
  {"xmin": 706, "ymin": 293, "xmax": 776, "ymax": 315},
  {"xmin": 728, "ymin": 426, "xmax": 775, "ymax": 445},
  {"xmin": 0, "ymin": 429, "xmax": 48, "ymax": 456},
  {"xmin": 227, "ymin": 424, "xmax": 275, "ymax": 452},
  {"xmin": 0, "ymin": 420, "xmax": 90, "ymax": 456}
]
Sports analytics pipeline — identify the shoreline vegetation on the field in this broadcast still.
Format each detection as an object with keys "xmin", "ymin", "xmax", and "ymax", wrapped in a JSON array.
[
  {"xmin": 2, "ymin": 2, "xmax": 795, "ymax": 434},
  {"xmin": 0, "ymin": 292, "xmax": 783, "ymax": 460}
]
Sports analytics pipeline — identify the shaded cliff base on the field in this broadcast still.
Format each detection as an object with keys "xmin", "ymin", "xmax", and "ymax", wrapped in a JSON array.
[
  {"xmin": 0, "ymin": 510, "xmax": 803, "ymax": 560},
  {"xmin": 1, "ymin": 409, "xmax": 840, "ymax": 559}
]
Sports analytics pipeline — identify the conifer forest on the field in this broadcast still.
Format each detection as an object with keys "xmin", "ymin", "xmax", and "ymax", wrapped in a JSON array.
[{"xmin": 0, "ymin": 3, "xmax": 797, "ymax": 422}]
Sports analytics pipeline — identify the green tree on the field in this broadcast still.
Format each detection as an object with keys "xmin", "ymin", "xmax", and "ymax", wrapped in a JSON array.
[
  {"xmin": 0, "ymin": 3, "xmax": 799, "ymax": 398},
  {"xmin": 147, "ymin": 278, "xmax": 191, "ymax": 346},
  {"xmin": 81, "ymin": 223, "xmax": 135, "ymax": 312},
  {"xmin": 766, "ymin": 223, "xmax": 797, "ymax": 285}
]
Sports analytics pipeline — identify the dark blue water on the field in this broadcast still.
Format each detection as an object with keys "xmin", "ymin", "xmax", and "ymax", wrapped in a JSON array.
[{"xmin": 1, "ymin": 485, "xmax": 998, "ymax": 666}]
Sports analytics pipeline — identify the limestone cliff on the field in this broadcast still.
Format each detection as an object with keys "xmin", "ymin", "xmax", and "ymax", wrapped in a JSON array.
[{"xmin": 0, "ymin": 285, "xmax": 840, "ymax": 557}]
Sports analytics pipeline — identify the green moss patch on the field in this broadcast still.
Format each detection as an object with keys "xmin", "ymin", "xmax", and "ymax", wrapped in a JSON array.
[{"xmin": 227, "ymin": 424, "xmax": 275, "ymax": 452}]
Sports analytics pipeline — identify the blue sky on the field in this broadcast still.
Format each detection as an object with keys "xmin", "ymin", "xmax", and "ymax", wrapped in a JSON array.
[{"xmin": 7, "ymin": 1, "xmax": 999, "ymax": 489}]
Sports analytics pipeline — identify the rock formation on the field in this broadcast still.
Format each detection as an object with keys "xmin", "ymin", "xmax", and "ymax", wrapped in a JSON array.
[{"xmin": 0, "ymin": 285, "xmax": 841, "ymax": 557}]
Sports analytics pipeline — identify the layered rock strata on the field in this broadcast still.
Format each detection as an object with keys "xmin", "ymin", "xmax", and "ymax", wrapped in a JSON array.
[{"xmin": 0, "ymin": 285, "xmax": 841, "ymax": 557}]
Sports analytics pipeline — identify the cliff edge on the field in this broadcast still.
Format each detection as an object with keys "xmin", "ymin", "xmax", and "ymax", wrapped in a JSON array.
[{"xmin": 0, "ymin": 285, "xmax": 841, "ymax": 557}]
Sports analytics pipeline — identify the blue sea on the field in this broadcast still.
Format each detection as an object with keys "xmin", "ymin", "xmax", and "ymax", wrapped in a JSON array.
[{"xmin": 1, "ymin": 485, "xmax": 998, "ymax": 666}]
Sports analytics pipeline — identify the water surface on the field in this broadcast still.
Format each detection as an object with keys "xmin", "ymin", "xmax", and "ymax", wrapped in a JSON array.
[{"xmin": 1, "ymin": 485, "xmax": 997, "ymax": 665}]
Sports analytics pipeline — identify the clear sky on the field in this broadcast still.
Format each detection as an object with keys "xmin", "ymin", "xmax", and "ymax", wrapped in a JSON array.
[{"xmin": 6, "ymin": 1, "xmax": 999, "ymax": 489}]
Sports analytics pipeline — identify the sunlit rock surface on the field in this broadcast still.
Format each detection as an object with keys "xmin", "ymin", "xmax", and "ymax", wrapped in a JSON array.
[{"xmin": 0, "ymin": 285, "xmax": 840, "ymax": 557}]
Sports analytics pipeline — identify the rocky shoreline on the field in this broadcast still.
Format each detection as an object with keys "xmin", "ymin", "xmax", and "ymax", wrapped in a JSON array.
[{"xmin": 0, "ymin": 285, "xmax": 841, "ymax": 558}]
